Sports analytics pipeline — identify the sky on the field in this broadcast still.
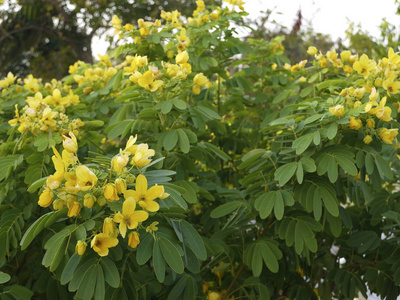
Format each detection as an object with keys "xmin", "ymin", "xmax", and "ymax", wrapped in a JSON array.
[
  {"xmin": 242, "ymin": 0, "xmax": 400, "ymax": 41},
  {"xmin": 93, "ymin": 0, "xmax": 400, "ymax": 56}
]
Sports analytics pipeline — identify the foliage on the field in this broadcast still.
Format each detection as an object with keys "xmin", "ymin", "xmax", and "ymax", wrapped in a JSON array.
[{"xmin": 1, "ymin": 1, "xmax": 400, "ymax": 299}]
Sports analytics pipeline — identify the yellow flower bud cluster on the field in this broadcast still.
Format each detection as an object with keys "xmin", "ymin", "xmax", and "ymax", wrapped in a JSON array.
[{"xmin": 7, "ymin": 79, "xmax": 83, "ymax": 136}]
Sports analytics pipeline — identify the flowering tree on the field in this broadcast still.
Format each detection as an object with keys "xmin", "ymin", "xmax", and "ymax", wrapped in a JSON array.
[{"xmin": 1, "ymin": 1, "xmax": 400, "ymax": 299}]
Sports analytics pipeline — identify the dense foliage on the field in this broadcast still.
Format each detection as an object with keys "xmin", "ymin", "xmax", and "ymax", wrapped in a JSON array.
[{"xmin": 1, "ymin": 1, "xmax": 400, "ymax": 299}]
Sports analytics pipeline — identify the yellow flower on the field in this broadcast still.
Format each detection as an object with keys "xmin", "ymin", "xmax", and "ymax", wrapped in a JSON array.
[
  {"xmin": 75, "ymin": 165, "xmax": 98, "ymax": 191},
  {"xmin": 128, "ymin": 232, "xmax": 140, "ymax": 249},
  {"xmin": 111, "ymin": 15, "xmax": 122, "ymax": 35},
  {"xmin": 84, "ymin": 194, "xmax": 96, "ymax": 208},
  {"xmin": 380, "ymin": 128, "xmax": 398, "ymax": 144},
  {"xmin": 176, "ymin": 51, "xmax": 189, "ymax": 65},
  {"xmin": 124, "ymin": 23, "xmax": 134, "ymax": 31},
  {"xmin": 67, "ymin": 201, "xmax": 81, "ymax": 217},
  {"xmin": 91, "ymin": 233, "xmax": 119, "ymax": 256},
  {"xmin": 340, "ymin": 50, "xmax": 351, "ymax": 62},
  {"xmin": 63, "ymin": 132, "xmax": 78, "ymax": 153},
  {"xmin": 193, "ymin": 85, "xmax": 201, "ymax": 95},
  {"xmin": 207, "ymin": 291, "xmax": 222, "ymax": 300},
  {"xmin": 382, "ymin": 79, "xmax": 400, "ymax": 95},
  {"xmin": 369, "ymin": 87, "xmax": 379, "ymax": 101},
  {"xmin": 363, "ymin": 135, "xmax": 373, "ymax": 144},
  {"xmin": 349, "ymin": 117, "xmax": 362, "ymax": 130},
  {"xmin": 115, "ymin": 178, "xmax": 127, "ymax": 194},
  {"xmin": 111, "ymin": 152, "xmax": 130, "ymax": 173},
  {"xmin": 104, "ymin": 183, "xmax": 119, "ymax": 202},
  {"xmin": 307, "ymin": 46, "xmax": 318, "ymax": 56},
  {"xmin": 114, "ymin": 198, "xmax": 149, "ymax": 238},
  {"xmin": 366, "ymin": 119, "xmax": 375, "ymax": 128},
  {"xmin": 124, "ymin": 174, "xmax": 163, "ymax": 212},
  {"xmin": 329, "ymin": 105, "xmax": 345, "ymax": 117},
  {"xmin": 368, "ymin": 97, "xmax": 392, "ymax": 122},
  {"xmin": 290, "ymin": 64, "xmax": 299, "ymax": 72},
  {"xmin": 38, "ymin": 190, "xmax": 54, "ymax": 207},
  {"xmin": 388, "ymin": 47, "xmax": 400, "ymax": 65},
  {"xmin": 193, "ymin": 73, "xmax": 208, "ymax": 86},
  {"xmin": 352, "ymin": 54, "xmax": 376, "ymax": 78},
  {"xmin": 146, "ymin": 221, "xmax": 159, "ymax": 233},
  {"xmin": 138, "ymin": 70, "xmax": 163, "ymax": 92},
  {"xmin": 75, "ymin": 240, "xmax": 87, "ymax": 255},
  {"xmin": 131, "ymin": 143, "xmax": 155, "ymax": 167},
  {"xmin": 125, "ymin": 135, "xmax": 138, "ymax": 154},
  {"xmin": 103, "ymin": 217, "xmax": 115, "ymax": 235}
]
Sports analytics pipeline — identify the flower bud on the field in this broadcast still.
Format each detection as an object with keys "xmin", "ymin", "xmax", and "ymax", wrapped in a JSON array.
[
  {"xmin": 104, "ymin": 183, "xmax": 119, "ymax": 202},
  {"xmin": 68, "ymin": 201, "xmax": 82, "ymax": 217},
  {"xmin": 84, "ymin": 193, "xmax": 96, "ymax": 208},
  {"xmin": 97, "ymin": 195, "xmax": 107, "ymax": 206},
  {"xmin": 175, "ymin": 51, "xmax": 189, "ymax": 64},
  {"xmin": 103, "ymin": 217, "xmax": 115, "ymax": 235},
  {"xmin": 75, "ymin": 240, "xmax": 87, "ymax": 255},
  {"xmin": 363, "ymin": 135, "xmax": 373, "ymax": 144},
  {"xmin": 307, "ymin": 46, "xmax": 318, "ymax": 56},
  {"xmin": 128, "ymin": 232, "xmax": 140, "ymax": 249},
  {"xmin": 115, "ymin": 178, "xmax": 127, "ymax": 194},
  {"xmin": 38, "ymin": 190, "xmax": 54, "ymax": 207}
]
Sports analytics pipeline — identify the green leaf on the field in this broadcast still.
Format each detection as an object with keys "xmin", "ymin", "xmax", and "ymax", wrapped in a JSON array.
[
  {"xmin": 0, "ymin": 271, "xmax": 11, "ymax": 284},
  {"xmin": 335, "ymin": 155, "xmax": 358, "ymax": 176},
  {"xmin": 61, "ymin": 253, "xmax": 81, "ymax": 285},
  {"xmin": 172, "ymin": 99, "xmax": 188, "ymax": 110},
  {"xmin": 257, "ymin": 192, "xmax": 276, "ymax": 219},
  {"xmin": 167, "ymin": 275, "xmax": 189, "ymax": 300},
  {"xmin": 296, "ymin": 162, "xmax": 304, "ymax": 184},
  {"xmin": 0, "ymin": 155, "xmax": 23, "ymax": 181},
  {"xmin": 153, "ymin": 240, "xmax": 165, "ymax": 283},
  {"xmin": 252, "ymin": 243, "xmax": 264, "ymax": 277},
  {"xmin": 69, "ymin": 257, "xmax": 97, "ymax": 292},
  {"xmin": 159, "ymin": 237, "xmax": 184, "ymax": 274},
  {"xmin": 164, "ymin": 130, "xmax": 178, "ymax": 151},
  {"xmin": 100, "ymin": 257, "xmax": 120, "ymax": 288},
  {"xmin": 95, "ymin": 264, "xmax": 105, "ymax": 300},
  {"xmin": 365, "ymin": 153, "xmax": 374, "ymax": 174},
  {"xmin": 327, "ymin": 123, "xmax": 338, "ymax": 140},
  {"xmin": 197, "ymin": 105, "xmax": 221, "ymax": 120},
  {"xmin": 136, "ymin": 234, "xmax": 154, "ymax": 265},
  {"xmin": 292, "ymin": 133, "xmax": 313, "ymax": 154},
  {"xmin": 320, "ymin": 187, "xmax": 339, "ymax": 217},
  {"xmin": 76, "ymin": 265, "xmax": 97, "ymax": 300},
  {"xmin": 274, "ymin": 191, "xmax": 284, "ymax": 220},
  {"xmin": 274, "ymin": 162, "xmax": 297, "ymax": 185},
  {"xmin": 199, "ymin": 142, "xmax": 230, "ymax": 161},
  {"xmin": 113, "ymin": 70, "xmax": 124, "ymax": 91},
  {"xmin": 210, "ymin": 201, "xmax": 242, "ymax": 218},
  {"xmin": 180, "ymin": 220, "xmax": 207, "ymax": 260},
  {"xmin": 374, "ymin": 155, "xmax": 393, "ymax": 180},
  {"xmin": 260, "ymin": 243, "xmax": 279, "ymax": 273},
  {"xmin": 327, "ymin": 157, "xmax": 338, "ymax": 183},
  {"xmin": 316, "ymin": 79, "xmax": 347, "ymax": 90},
  {"xmin": 177, "ymin": 129, "xmax": 190, "ymax": 153},
  {"xmin": 5, "ymin": 285, "xmax": 34, "ymax": 300},
  {"xmin": 27, "ymin": 177, "xmax": 47, "ymax": 193},
  {"xmin": 300, "ymin": 158, "xmax": 317, "ymax": 173}
]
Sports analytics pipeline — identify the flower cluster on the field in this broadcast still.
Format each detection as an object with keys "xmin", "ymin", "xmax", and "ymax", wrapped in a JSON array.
[
  {"xmin": 8, "ymin": 88, "xmax": 83, "ymax": 136},
  {"xmin": 297, "ymin": 46, "xmax": 400, "ymax": 146},
  {"xmin": 37, "ymin": 134, "xmax": 167, "ymax": 257}
]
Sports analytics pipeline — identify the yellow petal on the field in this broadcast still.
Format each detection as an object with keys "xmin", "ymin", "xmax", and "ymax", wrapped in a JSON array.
[
  {"xmin": 136, "ymin": 174, "xmax": 148, "ymax": 195},
  {"xmin": 140, "ymin": 200, "xmax": 160, "ymax": 212},
  {"xmin": 145, "ymin": 185, "xmax": 164, "ymax": 201},
  {"xmin": 123, "ymin": 198, "xmax": 137, "ymax": 215}
]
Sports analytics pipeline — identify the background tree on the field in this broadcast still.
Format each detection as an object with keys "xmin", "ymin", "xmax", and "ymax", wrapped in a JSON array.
[{"xmin": 0, "ymin": 0, "xmax": 221, "ymax": 81}]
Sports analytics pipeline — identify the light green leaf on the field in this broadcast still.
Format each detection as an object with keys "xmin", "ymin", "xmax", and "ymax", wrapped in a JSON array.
[
  {"xmin": 292, "ymin": 133, "xmax": 313, "ymax": 154},
  {"xmin": 164, "ymin": 130, "xmax": 178, "ymax": 151},
  {"xmin": 274, "ymin": 162, "xmax": 297, "ymax": 185}
]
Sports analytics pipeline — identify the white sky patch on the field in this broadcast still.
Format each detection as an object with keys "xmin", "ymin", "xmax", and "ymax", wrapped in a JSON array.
[{"xmin": 243, "ymin": 0, "xmax": 400, "ymax": 42}]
